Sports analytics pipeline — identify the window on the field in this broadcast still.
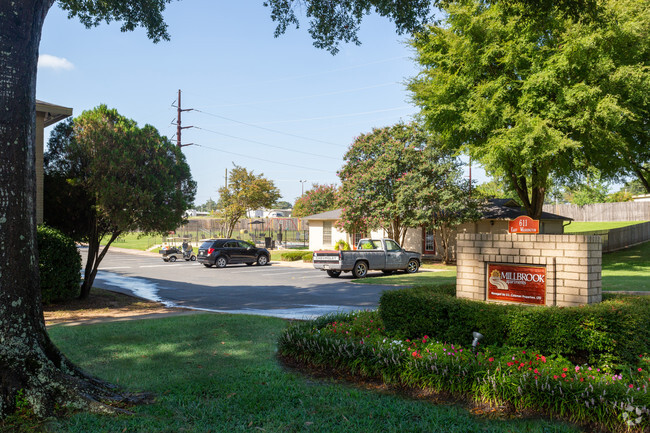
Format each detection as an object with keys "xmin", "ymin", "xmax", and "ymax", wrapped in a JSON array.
[
  {"xmin": 423, "ymin": 227, "xmax": 436, "ymax": 254},
  {"xmin": 352, "ymin": 232, "xmax": 367, "ymax": 248},
  {"xmin": 385, "ymin": 240, "xmax": 401, "ymax": 251},
  {"xmin": 323, "ymin": 221, "xmax": 332, "ymax": 245}
]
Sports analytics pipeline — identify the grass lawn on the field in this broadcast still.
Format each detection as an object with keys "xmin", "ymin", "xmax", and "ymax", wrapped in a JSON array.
[
  {"xmin": 30, "ymin": 314, "xmax": 581, "ymax": 433},
  {"xmin": 563, "ymin": 221, "xmax": 647, "ymax": 233},
  {"xmin": 602, "ymin": 241, "xmax": 650, "ymax": 291}
]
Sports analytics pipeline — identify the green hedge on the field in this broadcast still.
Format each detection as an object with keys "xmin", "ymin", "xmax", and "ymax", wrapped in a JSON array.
[
  {"xmin": 379, "ymin": 287, "xmax": 650, "ymax": 367},
  {"xmin": 280, "ymin": 251, "xmax": 312, "ymax": 261},
  {"xmin": 37, "ymin": 225, "xmax": 81, "ymax": 304}
]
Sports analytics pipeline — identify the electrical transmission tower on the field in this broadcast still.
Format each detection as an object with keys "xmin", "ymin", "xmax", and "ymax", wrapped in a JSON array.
[{"xmin": 172, "ymin": 89, "xmax": 194, "ymax": 148}]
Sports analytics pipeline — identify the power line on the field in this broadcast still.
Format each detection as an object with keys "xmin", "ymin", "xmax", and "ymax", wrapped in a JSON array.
[
  {"xmin": 193, "ymin": 143, "xmax": 337, "ymax": 174},
  {"xmin": 255, "ymin": 106, "xmax": 413, "ymax": 125},
  {"xmin": 194, "ymin": 126, "xmax": 341, "ymax": 160},
  {"xmin": 194, "ymin": 109, "xmax": 346, "ymax": 148},
  {"xmin": 196, "ymin": 82, "xmax": 398, "ymax": 109}
]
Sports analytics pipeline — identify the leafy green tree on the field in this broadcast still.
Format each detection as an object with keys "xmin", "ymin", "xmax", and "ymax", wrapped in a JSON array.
[
  {"xmin": 196, "ymin": 198, "xmax": 218, "ymax": 213},
  {"xmin": 408, "ymin": 0, "xmax": 649, "ymax": 219},
  {"xmin": 217, "ymin": 165, "xmax": 281, "ymax": 237},
  {"xmin": 338, "ymin": 123, "xmax": 476, "ymax": 248},
  {"xmin": 396, "ymin": 156, "xmax": 481, "ymax": 264},
  {"xmin": 564, "ymin": 171, "xmax": 610, "ymax": 206},
  {"xmin": 274, "ymin": 200, "xmax": 292, "ymax": 209},
  {"xmin": 264, "ymin": 0, "xmax": 604, "ymax": 54},
  {"xmin": 292, "ymin": 184, "xmax": 339, "ymax": 218},
  {"xmin": 46, "ymin": 105, "xmax": 196, "ymax": 299}
]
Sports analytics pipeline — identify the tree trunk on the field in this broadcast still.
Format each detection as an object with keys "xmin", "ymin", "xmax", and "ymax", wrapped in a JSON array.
[
  {"xmin": 0, "ymin": 1, "xmax": 147, "ymax": 418},
  {"xmin": 80, "ymin": 230, "xmax": 120, "ymax": 299}
]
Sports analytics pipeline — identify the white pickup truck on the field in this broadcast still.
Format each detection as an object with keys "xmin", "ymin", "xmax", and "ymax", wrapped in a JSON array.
[{"xmin": 312, "ymin": 238, "xmax": 421, "ymax": 278}]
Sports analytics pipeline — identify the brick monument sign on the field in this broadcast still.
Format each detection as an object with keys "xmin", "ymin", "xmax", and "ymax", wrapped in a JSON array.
[{"xmin": 456, "ymin": 233, "xmax": 602, "ymax": 307}]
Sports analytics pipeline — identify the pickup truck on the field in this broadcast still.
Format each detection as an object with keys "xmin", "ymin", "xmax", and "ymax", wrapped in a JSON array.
[{"xmin": 313, "ymin": 238, "xmax": 421, "ymax": 278}]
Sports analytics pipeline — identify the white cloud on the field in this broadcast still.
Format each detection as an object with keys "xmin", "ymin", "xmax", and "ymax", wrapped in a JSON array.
[{"xmin": 38, "ymin": 54, "xmax": 74, "ymax": 71}]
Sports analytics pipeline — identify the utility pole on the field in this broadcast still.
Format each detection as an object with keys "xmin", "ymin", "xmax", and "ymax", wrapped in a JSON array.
[
  {"xmin": 299, "ymin": 180, "xmax": 307, "ymax": 196},
  {"xmin": 225, "ymin": 168, "xmax": 228, "ymax": 187},
  {"xmin": 173, "ymin": 89, "xmax": 194, "ymax": 148}
]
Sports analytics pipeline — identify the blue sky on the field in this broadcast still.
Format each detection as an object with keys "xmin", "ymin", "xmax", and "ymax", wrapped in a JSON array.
[{"xmin": 37, "ymin": 1, "xmax": 485, "ymax": 206}]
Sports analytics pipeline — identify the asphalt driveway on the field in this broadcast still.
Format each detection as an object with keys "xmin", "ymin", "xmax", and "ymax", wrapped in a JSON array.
[{"xmin": 81, "ymin": 247, "xmax": 407, "ymax": 319}]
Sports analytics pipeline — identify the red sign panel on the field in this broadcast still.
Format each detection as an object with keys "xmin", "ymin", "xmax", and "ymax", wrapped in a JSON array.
[
  {"xmin": 487, "ymin": 263, "xmax": 546, "ymax": 305},
  {"xmin": 509, "ymin": 216, "xmax": 539, "ymax": 234}
]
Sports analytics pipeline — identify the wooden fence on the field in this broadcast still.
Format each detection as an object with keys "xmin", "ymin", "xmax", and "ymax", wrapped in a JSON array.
[
  {"xmin": 569, "ymin": 221, "xmax": 650, "ymax": 253},
  {"xmin": 543, "ymin": 202, "xmax": 650, "ymax": 222}
]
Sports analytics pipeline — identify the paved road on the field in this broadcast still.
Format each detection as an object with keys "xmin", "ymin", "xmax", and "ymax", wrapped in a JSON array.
[{"xmin": 81, "ymin": 247, "xmax": 406, "ymax": 319}]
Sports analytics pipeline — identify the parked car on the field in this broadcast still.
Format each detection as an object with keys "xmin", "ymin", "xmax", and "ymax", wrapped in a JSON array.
[
  {"xmin": 312, "ymin": 238, "xmax": 420, "ymax": 278},
  {"xmin": 197, "ymin": 239, "xmax": 270, "ymax": 268}
]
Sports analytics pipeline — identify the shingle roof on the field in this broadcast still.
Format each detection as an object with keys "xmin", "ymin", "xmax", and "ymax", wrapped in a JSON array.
[
  {"xmin": 301, "ymin": 209, "xmax": 342, "ymax": 220},
  {"xmin": 481, "ymin": 199, "xmax": 571, "ymax": 221}
]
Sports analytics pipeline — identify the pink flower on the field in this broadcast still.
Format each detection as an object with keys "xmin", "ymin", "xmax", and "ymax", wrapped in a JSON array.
[
  {"xmin": 575, "ymin": 366, "xmax": 580, "ymax": 372},
  {"xmin": 638, "ymin": 368, "xmax": 643, "ymax": 372},
  {"xmin": 629, "ymin": 384, "xmax": 634, "ymax": 388}
]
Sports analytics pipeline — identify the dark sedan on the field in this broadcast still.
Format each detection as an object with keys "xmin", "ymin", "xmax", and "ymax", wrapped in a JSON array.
[{"xmin": 197, "ymin": 239, "xmax": 270, "ymax": 268}]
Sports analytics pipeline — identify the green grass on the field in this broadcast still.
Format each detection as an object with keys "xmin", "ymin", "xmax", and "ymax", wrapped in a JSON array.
[
  {"xmin": 359, "ymin": 270, "xmax": 457, "ymax": 286},
  {"xmin": 106, "ymin": 232, "xmax": 162, "ymax": 250},
  {"xmin": 37, "ymin": 314, "xmax": 580, "ymax": 433},
  {"xmin": 563, "ymin": 221, "xmax": 647, "ymax": 233},
  {"xmin": 602, "ymin": 241, "xmax": 650, "ymax": 291}
]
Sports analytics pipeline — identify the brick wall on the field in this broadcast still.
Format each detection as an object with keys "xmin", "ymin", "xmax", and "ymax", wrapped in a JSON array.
[{"xmin": 456, "ymin": 234, "xmax": 602, "ymax": 307}]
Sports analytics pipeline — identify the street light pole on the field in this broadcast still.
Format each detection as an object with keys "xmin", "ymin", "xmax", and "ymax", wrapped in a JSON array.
[{"xmin": 299, "ymin": 180, "xmax": 307, "ymax": 196}]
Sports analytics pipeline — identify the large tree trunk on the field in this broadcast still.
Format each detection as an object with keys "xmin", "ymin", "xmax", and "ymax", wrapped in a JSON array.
[{"xmin": 0, "ymin": 1, "xmax": 146, "ymax": 418}]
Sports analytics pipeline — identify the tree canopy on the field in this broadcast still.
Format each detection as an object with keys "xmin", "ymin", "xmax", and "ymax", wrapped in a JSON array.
[
  {"xmin": 263, "ymin": 0, "xmax": 604, "ymax": 54},
  {"xmin": 292, "ymin": 184, "xmax": 339, "ymax": 218},
  {"xmin": 216, "ymin": 165, "xmax": 281, "ymax": 237},
  {"xmin": 45, "ymin": 105, "xmax": 196, "ymax": 298},
  {"xmin": 408, "ymin": 0, "xmax": 649, "ymax": 219},
  {"xmin": 337, "ymin": 123, "xmax": 475, "ymax": 248}
]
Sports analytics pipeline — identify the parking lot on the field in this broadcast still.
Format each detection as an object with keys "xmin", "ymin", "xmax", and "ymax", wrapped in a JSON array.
[{"xmin": 82, "ymin": 247, "xmax": 405, "ymax": 319}]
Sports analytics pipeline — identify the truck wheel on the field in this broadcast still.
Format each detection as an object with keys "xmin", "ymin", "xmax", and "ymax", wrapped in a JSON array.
[
  {"xmin": 326, "ymin": 270, "xmax": 341, "ymax": 278},
  {"xmin": 405, "ymin": 259, "xmax": 419, "ymax": 274},
  {"xmin": 352, "ymin": 261, "xmax": 368, "ymax": 278},
  {"xmin": 169, "ymin": 256, "xmax": 177, "ymax": 262},
  {"xmin": 216, "ymin": 256, "xmax": 228, "ymax": 268}
]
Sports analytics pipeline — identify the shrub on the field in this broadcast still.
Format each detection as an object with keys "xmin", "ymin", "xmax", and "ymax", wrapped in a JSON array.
[
  {"xmin": 334, "ymin": 240, "xmax": 350, "ymax": 251},
  {"xmin": 280, "ymin": 251, "xmax": 312, "ymax": 261},
  {"xmin": 379, "ymin": 287, "xmax": 650, "ymax": 367},
  {"xmin": 37, "ymin": 225, "xmax": 81, "ymax": 303},
  {"xmin": 302, "ymin": 252, "xmax": 313, "ymax": 262}
]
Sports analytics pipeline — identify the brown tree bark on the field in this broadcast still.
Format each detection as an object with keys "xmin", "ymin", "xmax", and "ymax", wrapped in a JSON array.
[{"xmin": 0, "ymin": 1, "xmax": 145, "ymax": 418}]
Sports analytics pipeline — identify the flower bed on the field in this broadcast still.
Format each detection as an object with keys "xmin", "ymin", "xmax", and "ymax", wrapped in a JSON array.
[{"xmin": 278, "ymin": 310, "xmax": 650, "ymax": 431}]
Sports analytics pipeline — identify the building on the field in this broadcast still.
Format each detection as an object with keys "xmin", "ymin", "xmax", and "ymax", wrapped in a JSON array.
[
  {"xmin": 302, "ymin": 199, "xmax": 571, "ymax": 260},
  {"xmin": 36, "ymin": 100, "xmax": 73, "ymax": 224}
]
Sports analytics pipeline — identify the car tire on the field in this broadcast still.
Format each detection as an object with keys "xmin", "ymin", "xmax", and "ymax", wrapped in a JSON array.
[
  {"xmin": 326, "ymin": 270, "xmax": 341, "ymax": 278},
  {"xmin": 352, "ymin": 261, "xmax": 368, "ymax": 278},
  {"xmin": 257, "ymin": 254, "xmax": 269, "ymax": 266},
  {"xmin": 405, "ymin": 259, "xmax": 419, "ymax": 274},
  {"xmin": 203, "ymin": 263, "xmax": 213, "ymax": 268},
  {"xmin": 169, "ymin": 256, "xmax": 177, "ymax": 262},
  {"xmin": 215, "ymin": 256, "xmax": 228, "ymax": 268},
  {"xmin": 190, "ymin": 255, "xmax": 196, "ymax": 261}
]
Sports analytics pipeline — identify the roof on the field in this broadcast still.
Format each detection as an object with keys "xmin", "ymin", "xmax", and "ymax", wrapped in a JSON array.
[
  {"xmin": 302, "ymin": 199, "xmax": 571, "ymax": 222},
  {"xmin": 36, "ymin": 99, "xmax": 72, "ymax": 127},
  {"xmin": 481, "ymin": 199, "xmax": 571, "ymax": 221},
  {"xmin": 301, "ymin": 209, "xmax": 342, "ymax": 220}
]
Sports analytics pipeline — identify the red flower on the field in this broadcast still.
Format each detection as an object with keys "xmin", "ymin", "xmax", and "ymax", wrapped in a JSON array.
[
  {"xmin": 563, "ymin": 368, "xmax": 568, "ymax": 372},
  {"xmin": 561, "ymin": 373, "xmax": 566, "ymax": 378},
  {"xmin": 488, "ymin": 357, "xmax": 494, "ymax": 362}
]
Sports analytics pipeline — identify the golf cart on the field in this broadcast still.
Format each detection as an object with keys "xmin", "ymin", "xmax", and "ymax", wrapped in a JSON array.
[{"xmin": 160, "ymin": 237, "xmax": 196, "ymax": 262}]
